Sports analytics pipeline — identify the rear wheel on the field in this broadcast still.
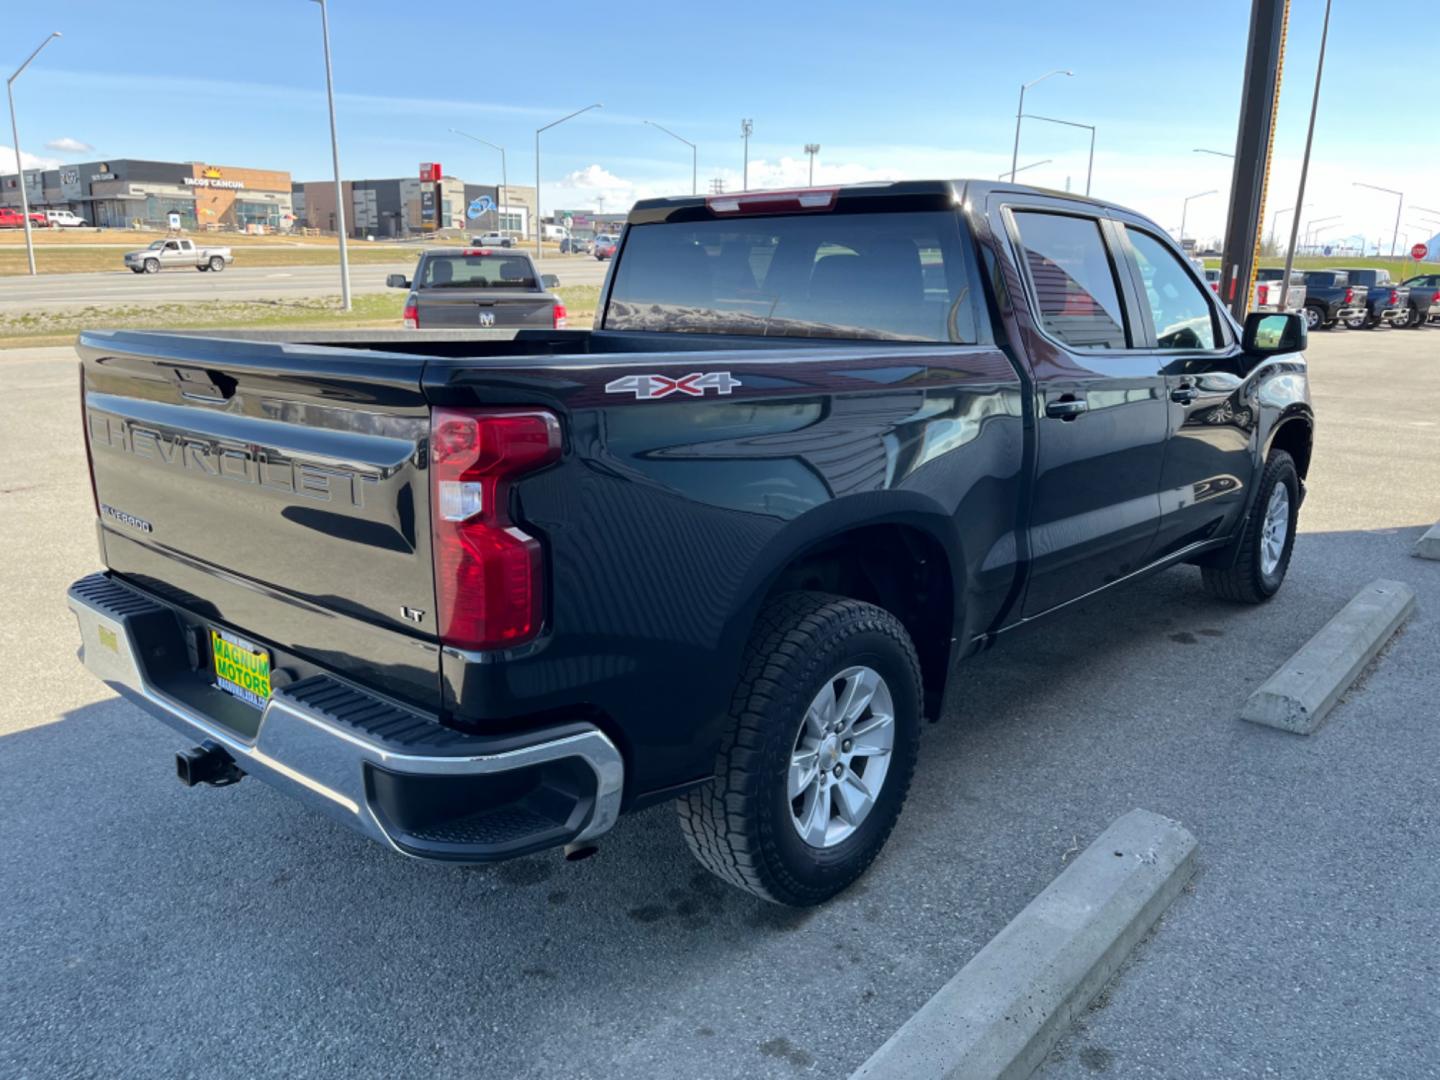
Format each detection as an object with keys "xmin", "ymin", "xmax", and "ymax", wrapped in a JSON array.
[
  {"xmin": 677, "ymin": 592, "xmax": 921, "ymax": 906},
  {"xmin": 1200, "ymin": 450, "xmax": 1299, "ymax": 604},
  {"xmin": 208, "ymin": 256, "xmax": 225, "ymax": 272}
]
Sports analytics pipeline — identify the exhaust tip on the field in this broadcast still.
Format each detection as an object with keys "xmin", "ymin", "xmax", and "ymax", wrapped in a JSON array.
[{"xmin": 562, "ymin": 841, "xmax": 599, "ymax": 862}]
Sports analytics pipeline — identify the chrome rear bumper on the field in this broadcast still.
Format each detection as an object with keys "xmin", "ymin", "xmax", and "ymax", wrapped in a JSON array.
[{"xmin": 67, "ymin": 573, "xmax": 624, "ymax": 861}]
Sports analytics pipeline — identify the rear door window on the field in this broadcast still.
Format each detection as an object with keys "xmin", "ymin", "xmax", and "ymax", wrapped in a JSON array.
[
  {"xmin": 605, "ymin": 210, "xmax": 977, "ymax": 343},
  {"xmin": 1010, "ymin": 211, "xmax": 1128, "ymax": 349}
]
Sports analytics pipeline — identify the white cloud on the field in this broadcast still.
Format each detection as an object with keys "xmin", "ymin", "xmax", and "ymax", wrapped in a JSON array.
[
  {"xmin": 0, "ymin": 146, "xmax": 62, "ymax": 174},
  {"xmin": 45, "ymin": 136, "xmax": 93, "ymax": 153}
]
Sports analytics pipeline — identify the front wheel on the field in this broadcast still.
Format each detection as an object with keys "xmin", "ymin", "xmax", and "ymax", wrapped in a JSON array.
[
  {"xmin": 143, "ymin": 258, "xmax": 160, "ymax": 274},
  {"xmin": 1200, "ymin": 450, "xmax": 1299, "ymax": 603},
  {"xmin": 1342, "ymin": 314, "xmax": 1367, "ymax": 330},
  {"xmin": 1303, "ymin": 305, "xmax": 1324, "ymax": 332},
  {"xmin": 677, "ymin": 592, "xmax": 921, "ymax": 906},
  {"xmin": 208, "ymin": 256, "xmax": 226, "ymax": 272}
]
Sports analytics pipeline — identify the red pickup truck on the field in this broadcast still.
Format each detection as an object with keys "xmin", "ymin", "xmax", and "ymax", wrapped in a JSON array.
[{"xmin": 0, "ymin": 206, "xmax": 47, "ymax": 229}]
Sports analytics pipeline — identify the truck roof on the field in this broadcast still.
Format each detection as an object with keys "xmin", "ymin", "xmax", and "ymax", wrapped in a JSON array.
[{"xmin": 627, "ymin": 179, "xmax": 1132, "ymax": 225}]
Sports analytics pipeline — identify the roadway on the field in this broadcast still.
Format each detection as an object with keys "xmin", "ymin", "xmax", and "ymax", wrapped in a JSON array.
[{"xmin": 0, "ymin": 255, "xmax": 611, "ymax": 313}]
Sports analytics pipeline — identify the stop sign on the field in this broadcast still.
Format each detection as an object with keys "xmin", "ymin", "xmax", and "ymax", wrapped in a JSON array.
[{"xmin": 1413, "ymin": 242, "xmax": 1429, "ymax": 260}]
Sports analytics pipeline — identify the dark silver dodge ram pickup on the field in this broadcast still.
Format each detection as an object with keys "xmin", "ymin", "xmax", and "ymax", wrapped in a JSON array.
[{"xmin": 68, "ymin": 180, "xmax": 1314, "ymax": 906}]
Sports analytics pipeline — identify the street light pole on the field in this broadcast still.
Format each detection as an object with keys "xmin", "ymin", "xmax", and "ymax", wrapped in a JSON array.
[
  {"xmin": 1354, "ymin": 181, "xmax": 1404, "ymax": 259},
  {"xmin": 1301, "ymin": 214, "xmax": 1340, "ymax": 254},
  {"xmin": 644, "ymin": 120, "xmax": 697, "ymax": 196},
  {"xmin": 535, "ymin": 103, "xmax": 602, "ymax": 259},
  {"xmin": 804, "ymin": 143, "xmax": 820, "ymax": 186},
  {"xmin": 309, "ymin": 0, "xmax": 350, "ymax": 310},
  {"xmin": 740, "ymin": 119, "xmax": 753, "ymax": 191},
  {"xmin": 450, "ymin": 129, "xmax": 507, "ymax": 233},
  {"xmin": 1193, "ymin": 148, "xmax": 1235, "ymax": 159},
  {"xmin": 1021, "ymin": 113, "xmax": 1095, "ymax": 195},
  {"xmin": 1267, "ymin": 204, "xmax": 1308, "ymax": 253},
  {"xmin": 1180, "ymin": 189, "xmax": 1218, "ymax": 247},
  {"xmin": 6, "ymin": 31, "xmax": 61, "ymax": 278},
  {"xmin": 1009, "ymin": 69, "xmax": 1072, "ymax": 182}
]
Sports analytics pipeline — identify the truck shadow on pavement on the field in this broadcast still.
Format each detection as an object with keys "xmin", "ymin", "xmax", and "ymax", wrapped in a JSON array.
[{"xmin": 3, "ymin": 523, "xmax": 1433, "ymax": 1079}]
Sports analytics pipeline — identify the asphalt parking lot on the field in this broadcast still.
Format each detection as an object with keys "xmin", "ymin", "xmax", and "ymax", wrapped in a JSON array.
[{"xmin": 2, "ymin": 325, "xmax": 1437, "ymax": 1079}]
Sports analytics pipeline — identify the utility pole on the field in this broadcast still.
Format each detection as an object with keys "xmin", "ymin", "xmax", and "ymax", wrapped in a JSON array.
[
  {"xmin": 804, "ymin": 143, "xmax": 820, "ymax": 186},
  {"xmin": 6, "ymin": 31, "xmax": 62, "ymax": 277},
  {"xmin": 709, "ymin": 177, "xmax": 725, "ymax": 195},
  {"xmin": 310, "ymin": 0, "xmax": 350, "ymax": 310},
  {"xmin": 740, "ymin": 119, "xmax": 753, "ymax": 191},
  {"xmin": 1280, "ymin": 0, "xmax": 1333, "ymax": 307}
]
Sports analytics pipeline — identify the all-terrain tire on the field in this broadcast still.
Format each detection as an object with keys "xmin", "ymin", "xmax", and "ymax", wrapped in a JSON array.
[
  {"xmin": 677, "ymin": 592, "xmax": 922, "ymax": 906},
  {"xmin": 1200, "ymin": 450, "xmax": 1299, "ymax": 603}
]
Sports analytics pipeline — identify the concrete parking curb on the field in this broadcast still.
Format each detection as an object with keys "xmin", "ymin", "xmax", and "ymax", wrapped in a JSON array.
[
  {"xmin": 850, "ymin": 809, "xmax": 1197, "ymax": 1080},
  {"xmin": 1413, "ymin": 521, "xmax": 1440, "ymax": 561},
  {"xmin": 1241, "ymin": 578, "xmax": 1415, "ymax": 735}
]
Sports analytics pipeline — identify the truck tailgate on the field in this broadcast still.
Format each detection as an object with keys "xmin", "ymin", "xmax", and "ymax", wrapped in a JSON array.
[
  {"xmin": 78, "ymin": 332, "xmax": 440, "ymax": 709},
  {"xmin": 417, "ymin": 289, "xmax": 555, "ymax": 328}
]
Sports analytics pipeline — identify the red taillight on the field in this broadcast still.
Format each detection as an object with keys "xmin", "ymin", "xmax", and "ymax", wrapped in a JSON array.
[
  {"xmin": 1431, "ymin": 291, "xmax": 1439, "ymax": 304},
  {"xmin": 707, "ymin": 187, "xmax": 839, "ymax": 215},
  {"xmin": 1344, "ymin": 287, "xmax": 1354, "ymax": 304},
  {"xmin": 552, "ymin": 301, "xmax": 567, "ymax": 328},
  {"xmin": 430, "ymin": 408, "xmax": 561, "ymax": 651},
  {"xmin": 1389, "ymin": 290, "xmax": 1398, "ymax": 305},
  {"xmin": 403, "ymin": 299, "xmax": 418, "ymax": 329},
  {"xmin": 461, "ymin": 248, "xmax": 493, "ymax": 256},
  {"xmin": 1257, "ymin": 284, "xmax": 1269, "ymax": 306}
]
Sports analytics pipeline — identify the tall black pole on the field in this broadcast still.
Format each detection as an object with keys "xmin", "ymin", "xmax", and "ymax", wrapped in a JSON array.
[{"xmin": 1219, "ymin": 0, "xmax": 1290, "ymax": 321}]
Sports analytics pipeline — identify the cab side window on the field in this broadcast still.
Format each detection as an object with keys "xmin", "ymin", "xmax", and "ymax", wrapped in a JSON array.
[
  {"xmin": 1010, "ymin": 211, "xmax": 1128, "ymax": 349},
  {"xmin": 1126, "ymin": 230, "xmax": 1217, "ymax": 350}
]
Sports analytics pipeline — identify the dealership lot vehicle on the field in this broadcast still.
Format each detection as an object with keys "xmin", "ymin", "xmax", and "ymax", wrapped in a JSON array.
[
  {"xmin": 123, "ymin": 237, "xmax": 233, "ymax": 274},
  {"xmin": 1252, "ymin": 267, "xmax": 1306, "ymax": 313},
  {"xmin": 5, "ymin": 329, "xmax": 1435, "ymax": 1080},
  {"xmin": 1337, "ymin": 267, "xmax": 1409, "ymax": 328},
  {"xmin": 69, "ymin": 181, "xmax": 1315, "ymax": 907},
  {"xmin": 1300, "ymin": 269, "xmax": 1369, "ymax": 330},
  {"xmin": 387, "ymin": 247, "xmax": 565, "ymax": 328},
  {"xmin": 1399, "ymin": 274, "xmax": 1440, "ymax": 325}
]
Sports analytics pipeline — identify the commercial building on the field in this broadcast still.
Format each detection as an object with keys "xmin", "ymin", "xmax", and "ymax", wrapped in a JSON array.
[
  {"xmin": 292, "ymin": 175, "xmax": 535, "ymax": 239},
  {"xmin": 551, "ymin": 210, "xmax": 628, "ymax": 239},
  {"xmin": 1, "ymin": 159, "xmax": 294, "ymax": 231}
]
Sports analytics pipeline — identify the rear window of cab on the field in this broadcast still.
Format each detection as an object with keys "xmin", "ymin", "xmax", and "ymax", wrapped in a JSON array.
[{"xmin": 604, "ymin": 211, "xmax": 977, "ymax": 343}]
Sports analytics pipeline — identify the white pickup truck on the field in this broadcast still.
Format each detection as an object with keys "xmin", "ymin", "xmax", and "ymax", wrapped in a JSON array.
[{"xmin": 123, "ymin": 237, "xmax": 234, "ymax": 274}]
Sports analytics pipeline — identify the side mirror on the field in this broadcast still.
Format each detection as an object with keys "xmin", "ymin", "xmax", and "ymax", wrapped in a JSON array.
[
  {"xmin": 541, "ymin": 274, "xmax": 560, "ymax": 289},
  {"xmin": 386, "ymin": 274, "xmax": 410, "ymax": 289},
  {"xmin": 1242, "ymin": 311, "xmax": 1305, "ymax": 354}
]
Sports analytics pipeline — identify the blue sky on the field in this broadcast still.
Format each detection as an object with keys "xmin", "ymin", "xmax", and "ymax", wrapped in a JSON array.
[{"xmin": 4, "ymin": 0, "xmax": 1437, "ymax": 249}]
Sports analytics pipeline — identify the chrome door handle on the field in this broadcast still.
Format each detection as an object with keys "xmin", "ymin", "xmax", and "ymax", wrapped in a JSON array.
[{"xmin": 1044, "ymin": 397, "xmax": 1088, "ymax": 420}]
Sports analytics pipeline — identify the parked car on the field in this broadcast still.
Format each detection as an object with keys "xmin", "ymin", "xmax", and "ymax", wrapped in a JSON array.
[
  {"xmin": 1398, "ymin": 274, "xmax": 1440, "ymax": 327},
  {"xmin": 594, "ymin": 234, "xmax": 618, "ymax": 260},
  {"xmin": 68, "ymin": 180, "xmax": 1313, "ymax": 906},
  {"xmin": 387, "ymin": 248, "xmax": 565, "ymax": 329},
  {"xmin": 1298, "ymin": 270, "xmax": 1369, "ymax": 331},
  {"xmin": 123, "ymin": 237, "xmax": 233, "ymax": 274},
  {"xmin": 561, "ymin": 236, "xmax": 591, "ymax": 254},
  {"xmin": 540, "ymin": 223, "xmax": 568, "ymax": 243},
  {"xmin": 1203, "ymin": 268, "xmax": 1221, "ymax": 294},
  {"xmin": 469, "ymin": 232, "xmax": 515, "ymax": 248},
  {"xmin": 1251, "ymin": 268, "xmax": 1306, "ymax": 315},
  {"xmin": 44, "ymin": 209, "xmax": 88, "ymax": 228},
  {"xmin": 1334, "ymin": 268, "xmax": 1409, "ymax": 329}
]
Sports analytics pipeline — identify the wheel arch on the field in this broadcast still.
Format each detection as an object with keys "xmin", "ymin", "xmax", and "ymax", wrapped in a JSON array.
[{"xmin": 719, "ymin": 496, "xmax": 965, "ymax": 720}]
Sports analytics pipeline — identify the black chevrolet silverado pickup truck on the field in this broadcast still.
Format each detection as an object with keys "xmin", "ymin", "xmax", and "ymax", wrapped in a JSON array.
[{"xmin": 68, "ymin": 181, "xmax": 1315, "ymax": 906}]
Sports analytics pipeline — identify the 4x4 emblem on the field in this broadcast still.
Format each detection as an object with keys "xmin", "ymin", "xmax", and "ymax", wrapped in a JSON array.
[{"xmin": 604, "ymin": 372, "xmax": 742, "ymax": 400}]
